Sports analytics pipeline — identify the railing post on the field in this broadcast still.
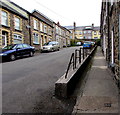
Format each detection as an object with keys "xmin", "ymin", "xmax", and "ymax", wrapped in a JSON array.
[
  {"xmin": 79, "ymin": 48, "xmax": 81, "ymax": 63},
  {"xmin": 75, "ymin": 49, "xmax": 77, "ymax": 68},
  {"xmin": 83, "ymin": 48, "xmax": 84, "ymax": 59},
  {"xmin": 73, "ymin": 53, "xmax": 75, "ymax": 70},
  {"xmin": 65, "ymin": 53, "xmax": 74, "ymax": 79},
  {"xmin": 86, "ymin": 48, "xmax": 87, "ymax": 57}
]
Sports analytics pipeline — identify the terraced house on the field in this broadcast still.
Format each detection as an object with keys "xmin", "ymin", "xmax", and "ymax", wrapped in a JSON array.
[
  {"xmin": 65, "ymin": 23, "xmax": 100, "ymax": 42},
  {"xmin": 0, "ymin": 0, "xmax": 71, "ymax": 50},
  {"xmin": 30, "ymin": 10, "xmax": 54, "ymax": 51},
  {"xmin": 100, "ymin": 1, "xmax": 120, "ymax": 86},
  {"xmin": 53, "ymin": 22, "xmax": 70, "ymax": 48},
  {"xmin": 0, "ymin": 0, "xmax": 30, "ymax": 48}
]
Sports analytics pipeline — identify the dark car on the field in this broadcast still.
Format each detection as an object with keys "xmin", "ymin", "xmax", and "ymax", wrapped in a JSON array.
[{"xmin": 0, "ymin": 44, "xmax": 35, "ymax": 61}]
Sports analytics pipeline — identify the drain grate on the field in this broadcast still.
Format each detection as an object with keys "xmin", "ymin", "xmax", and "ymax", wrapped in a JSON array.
[{"xmin": 104, "ymin": 103, "xmax": 111, "ymax": 107}]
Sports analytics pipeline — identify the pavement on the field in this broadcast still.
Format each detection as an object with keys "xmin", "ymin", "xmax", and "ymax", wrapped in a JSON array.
[{"xmin": 72, "ymin": 46, "xmax": 119, "ymax": 115}]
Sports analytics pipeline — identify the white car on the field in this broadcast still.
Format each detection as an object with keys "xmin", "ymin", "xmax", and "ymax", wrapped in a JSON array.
[
  {"xmin": 41, "ymin": 41, "xmax": 60, "ymax": 52},
  {"xmin": 76, "ymin": 42, "xmax": 82, "ymax": 46}
]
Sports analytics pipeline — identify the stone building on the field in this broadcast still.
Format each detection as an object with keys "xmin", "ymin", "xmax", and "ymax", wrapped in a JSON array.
[
  {"xmin": 53, "ymin": 22, "xmax": 70, "ymax": 48},
  {"xmin": 0, "ymin": 0, "xmax": 71, "ymax": 50},
  {"xmin": 65, "ymin": 23, "xmax": 100, "ymax": 42},
  {"xmin": 30, "ymin": 10, "xmax": 54, "ymax": 50},
  {"xmin": 0, "ymin": 0, "xmax": 30, "ymax": 48},
  {"xmin": 100, "ymin": 1, "xmax": 120, "ymax": 85}
]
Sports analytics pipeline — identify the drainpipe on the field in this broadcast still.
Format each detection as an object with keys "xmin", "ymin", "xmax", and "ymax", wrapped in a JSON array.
[
  {"xmin": 107, "ymin": 2, "xmax": 110, "ymax": 66},
  {"xmin": 28, "ymin": 14, "xmax": 32, "ymax": 46}
]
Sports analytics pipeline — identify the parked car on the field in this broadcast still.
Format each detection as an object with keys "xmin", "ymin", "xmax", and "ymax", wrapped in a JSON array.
[
  {"xmin": 83, "ymin": 41, "xmax": 92, "ymax": 48},
  {"xmin": 0, "ymin": 43, "xmax": 35, "ymax": 61},
  {"xmin": 76, "ymin": 42, "xmax": 82, "ymax": 46},
  {"xmin": 89, "ymin": 41, "xmax": 95, "ymax": 46},
  {"xmin": 41, "ymin": 41, "xmax": 60, "ymax": 52}
]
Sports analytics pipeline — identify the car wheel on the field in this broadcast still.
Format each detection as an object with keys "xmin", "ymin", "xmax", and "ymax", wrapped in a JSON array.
[
  {"xmin": 29, "ymin": 51, "xmax": 34, "ymax": 57},
  {"xmin": 10, "ymin": 54, "xmax": 16, "ymax": 61},
  {"xmin": 51, "ymin": 48, "xmax": 54, "ymax": 52}
]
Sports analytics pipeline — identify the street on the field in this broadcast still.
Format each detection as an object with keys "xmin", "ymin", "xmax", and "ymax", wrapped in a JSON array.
[{"xmin": 2, "ymin": 47, "xmax": 80, "ymax": 113}]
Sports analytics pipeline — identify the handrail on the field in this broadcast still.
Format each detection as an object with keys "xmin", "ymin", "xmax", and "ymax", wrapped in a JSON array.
[
  {"xmin": 65, "ymin": 53, "xmax": 75, "ymax": 79},
  {"xmin": 65, "ymin": 46, "xmax": 94, "ymax": 79}
]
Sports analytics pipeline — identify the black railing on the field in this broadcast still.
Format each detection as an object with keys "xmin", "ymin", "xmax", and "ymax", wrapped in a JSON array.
[
  {"xmin": 65, "ymin": 47, "xmax": 93, "ymax": 79},
  {"xmin": 65, "ymin": 53, "xmax": 75, "ymax": 78}
]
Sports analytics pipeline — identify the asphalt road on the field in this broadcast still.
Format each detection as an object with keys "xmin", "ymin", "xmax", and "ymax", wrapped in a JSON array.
[{"xmin": 2, "ymin": 46, "xmax": 80, "ymax": 113}]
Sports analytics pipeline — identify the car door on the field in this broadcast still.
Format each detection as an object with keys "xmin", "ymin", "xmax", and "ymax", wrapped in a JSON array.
[
  {"xmin": 22, "ymin": 44, "xmax": 30, "ymax": 55},
  {"xmin": 15, "ymin": 44, "xmax": 24, "ymax": 57}
]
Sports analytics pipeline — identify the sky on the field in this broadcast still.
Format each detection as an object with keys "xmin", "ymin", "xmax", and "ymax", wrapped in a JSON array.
[{"xmin": 11, "ymin": 0, "xmax": 102, "ymax": 27}]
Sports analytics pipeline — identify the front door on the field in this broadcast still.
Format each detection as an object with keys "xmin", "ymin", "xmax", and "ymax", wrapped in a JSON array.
[{"xmin": 2, "ymin": 31, "xmax": 7, "ymax": 48}]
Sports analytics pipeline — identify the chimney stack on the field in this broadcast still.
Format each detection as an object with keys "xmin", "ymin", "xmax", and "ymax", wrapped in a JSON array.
[{"xmin": 74, "ymin": 22, "xmax": 76, "ymax": 28}]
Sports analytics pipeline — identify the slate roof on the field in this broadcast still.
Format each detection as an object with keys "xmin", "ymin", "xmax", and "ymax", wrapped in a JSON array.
[
  {"xmin": 64, "ymin": 25, "xmax": 100, "ymax": 31},
  {"xmin": 64, "ymin": 26, "xmax": 74, "ymax": 30},
  {"xmin": 32, "ymin": 10, "xmax": 54, "ymax": 27},
  {"xmin": 76, "ymin": 26, "xmax": 85, "ymax": 30},
  {"xmin": 93, "ymin": 26, "xmax": 100, "ymax": 31},
  {"xmin": 1, "ymin": 0, "xmax": 29, "ymax": 19}
]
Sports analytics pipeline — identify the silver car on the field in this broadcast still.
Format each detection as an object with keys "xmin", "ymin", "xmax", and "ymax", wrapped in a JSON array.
[{"xmin": 41, "ymin": 41, "xmax": 60, "ymax": 52}]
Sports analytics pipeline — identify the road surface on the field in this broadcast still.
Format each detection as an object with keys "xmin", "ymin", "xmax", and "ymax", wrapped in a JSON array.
[{"xmin": 2, "ymin": 47, "xmax": 80, "ymax": 113}]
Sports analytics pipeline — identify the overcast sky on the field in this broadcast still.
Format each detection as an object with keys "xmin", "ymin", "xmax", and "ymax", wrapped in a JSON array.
[{"xmin": 11, "ymin": 0, "xmax": 102, "ymax": 26}]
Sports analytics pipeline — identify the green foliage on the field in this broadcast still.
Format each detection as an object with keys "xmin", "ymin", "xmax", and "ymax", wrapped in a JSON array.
[
  {"xmin": 95, "ymin": 39, "xmax": 101, "ymax": 46},
  {"xmin": 70, "ymin": 39, "xmax": 83, "ymax": 46}
]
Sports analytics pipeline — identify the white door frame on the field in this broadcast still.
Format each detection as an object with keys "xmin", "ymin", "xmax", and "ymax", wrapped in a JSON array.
[
  {"xmin": 111, "ymin": 30, "xmax": 114, "ymax": 65},
  {"xmin": 2, "ymin": 32, "xmax": 7, "ymax": 47}
]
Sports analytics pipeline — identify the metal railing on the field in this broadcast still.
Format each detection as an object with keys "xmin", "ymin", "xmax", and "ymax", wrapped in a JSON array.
[
  {"xmin": 65, "ymin": 47, "xmax": 93, "ymax": 79},
  {"xmin": 65, "ymin": 53, "xmax": 75, "ymax": 78}
]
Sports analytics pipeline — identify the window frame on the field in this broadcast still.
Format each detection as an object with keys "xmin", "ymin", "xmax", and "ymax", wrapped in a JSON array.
[
  {"xmin": 14, "ymin": 17, "xmax": 21, "ymax": 30},
  {"xmin": 13, "ymin": 34, "xmax": 22, "ymax": 44},
  {"xmin": 33, "ymin": 33, "xmax": 39, "ymax": 44},
  {"xmin": 44, "ymin": 24, "xmax": 47, "ymax": 33},
  {"xmin": 40, "ymin": 22, "xmax": 43, "ymax": 31},
  {"xmin": 1, "ymin": 10, "xmax": 8, "ymax": 26},
  {"xmin": 33, "ymin": 19, "xmax": 38, "ymax": 30}
]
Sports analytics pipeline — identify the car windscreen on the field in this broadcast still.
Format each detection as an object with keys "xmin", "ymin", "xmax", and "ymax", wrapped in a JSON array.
[
  {"xmin": 2, "ymin": 45, "xmax": 16, "ymax": 50},
  {"xmin": 44, "ymin": 42, "xmax": 56, "ymax": 45}
]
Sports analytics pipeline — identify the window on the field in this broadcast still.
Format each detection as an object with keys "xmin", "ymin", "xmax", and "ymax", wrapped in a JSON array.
[
  {"xmin": 34, "ymin": 19, "xmax": 38, "ymax": 30},
  {"xmin": 23, "ymin": 44, "xmax": 30, "ymax": 48},
  {"xmin": 56, "ymin": 26, "xmax": 59, "ymax": 34},
  {"xmin": 94, "ymin": 31, "xmax": 97, "ymax": 35},
  {"xmin": 88, "ymin": 36, "xmax": 92, "ymax": 39},
  {"xmin": 75, "ymin": 32, "xmax": 78, "ymax": 34},
  {"xmin": 1, "ymin": 11, "xmax": 8, "ymax": 26},
  {"xmin": 15, "ymin": 17, "xmax": 20, "ymax": 30},
  {"xmin": 40, "ymin": 22, "xmax": 43, "ymax": 31},
  {"xmin": 70, "ymin": 36, "xmax": 72, "ymax": 39},
  {"xmin": 2, "ymin": 31, "xmax": 8, "ymax": 47},
  {"xmin": 33, "ymin": 33, "xmax": 39, "ymax": 44},
  {"xmin": 94, "ymin": 37, "xmax": 98, "ymax": 39},
  {"xmin": 79, "ymin": 31, "xmax": 82, "ymax": 35},
  {"xmin": 44, "ymin": 25, "xmax": 47, "ymax": 33},
  {"xmin": 16, "ymin": 44, "xmax": 23, "ymax": 49},
  {"xmin": 110, "ymin": 0, "xmax": 114, "ymax": 6},
  {"xmin": 88, "ymin": 31, "xmax": 91, "ymax": 34},
  {"xmin": 84, "ymin": 31, "xmax": 86, "ymax": 34},
  {"xmin": 13, "ymin": 34, "xmax": 22, "ymax": 44},
  {"xmin": 48, "ymin": 27, "xmax": 52, "ymax": 35}
]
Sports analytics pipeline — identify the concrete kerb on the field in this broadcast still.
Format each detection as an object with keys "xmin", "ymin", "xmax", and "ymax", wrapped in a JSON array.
[{"xmin": 55, "ymin": 46, "xmax": 97, "ymax": 98}]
